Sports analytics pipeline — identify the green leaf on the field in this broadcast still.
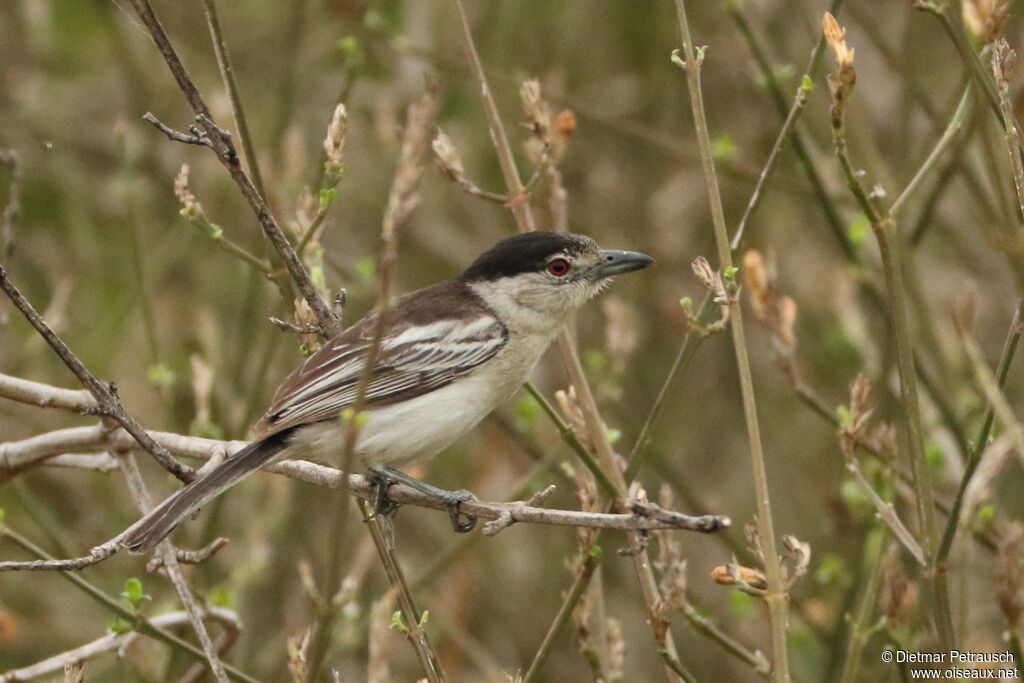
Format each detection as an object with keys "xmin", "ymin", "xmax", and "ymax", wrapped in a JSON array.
[
  {"xmin": 318, "ymin": 188, "xmax": 337, "ymax": 211},
  {"xmin": 711, "ymin": 134, "xmax": 737, "ymax": 163},
  {"xmin": 815, "ymin": 553, "xmax": 850, "ymax": 586},
  {"xmin": 121, "ymin": 577, "xmax": 149, "ymax": 610},
  {"xmin": 209, "ymin": 586, "xmax": 236, "ymax": 609},
  {"xmin": 514, "ymin": 394, "xmax": 540, "ymax": 434},
  {"xmin": 925, "ymin": 441, "xmax": 944, "ymax": 471},
  {"xmin": 389, "ymin": 610, "xmax": 407, "ymax": 632},
  {"xmin": 728, "ymin": 589, "xmax": 755, "ymax": 617},
  {"xmin": 836, "ymin": 404, "xmax": 854, "ymax": 429},
  {"xmin": 147, "ymin": 363, "xmax": 176, "ymax": 390},
  {"xmin": 109, "ymin": 615, "xmax": 133, "ymax": 635},
  {"xmin": 847, "ymin": 214, "xmax": 870, "ymax": 249},
  {"xmin": 356, "ymin": 257, "xmax": 377, "ymax": 284}
]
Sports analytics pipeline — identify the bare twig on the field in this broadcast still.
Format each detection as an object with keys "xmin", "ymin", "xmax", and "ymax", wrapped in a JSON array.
[
  {"xmin": 823, "ymin": 10, "xmax": 954, "ymax": 650},
  {"xmin": 673, "ymin": 4, "xmax": 791, "ymax": 680},
  {"xmin": 145, "ymin": 537, "xmax": 230, "ymax": 572},
  {"xmin": 0, "ymin": 607, "xmax": 241, "ymax": 683},
  {"xmin": 0, "ymin": 267, "xmax": 194, "ymax": 483},
  {"xmin": 115, "ymin": 451, "xmax": 230, "ymax": 683},
  {"xmin": 199, "ymin": 0, "xmax": 265, "ymax": 196},
  {"xmin": 362, "ymin": 502, "xmax": 446, "ymax": 683},
  {"xmin": 0, "ymin": 525, "xmax": 259, "ymax": 683},
  {"xmin": 126, "ymin": 0, "xmax": 342, "ymax": 337}
]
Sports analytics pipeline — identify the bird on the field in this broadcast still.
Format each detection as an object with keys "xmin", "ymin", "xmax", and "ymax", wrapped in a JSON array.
[{"xmin": 120, "ymin": 231, "xmax": 653, "ymax": 552}]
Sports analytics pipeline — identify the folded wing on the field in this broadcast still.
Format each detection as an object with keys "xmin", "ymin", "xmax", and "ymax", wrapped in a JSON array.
[{"xmin": 256, "ymin": 308, "xmax": 507, "ymax": 435}]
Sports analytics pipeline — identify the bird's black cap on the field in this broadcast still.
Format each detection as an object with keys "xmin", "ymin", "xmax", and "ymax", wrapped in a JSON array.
[{"xmin": 459, "ymin": 232, "xmax": 596, "ymax": 282}]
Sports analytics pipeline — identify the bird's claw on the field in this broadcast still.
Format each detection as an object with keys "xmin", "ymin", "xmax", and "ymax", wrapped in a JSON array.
[
  {"xmin": 442, "ymin": 489, "xmax": 477, "ymax": 533},
  {"xmin": 372, "ymin": 475, "xmax": 400, "ymax": 519}
]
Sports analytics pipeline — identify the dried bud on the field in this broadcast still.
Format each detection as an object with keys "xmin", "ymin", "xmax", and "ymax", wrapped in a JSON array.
[
  {"xmin": 963, "ymin": 0, "xmax": 1010, "ymax": 43},
  {"xmin": 823, "ymin": 12, "xmax": 855, "ymax": 68},
  {"xmin": 742, "ymin": 250, "xmax": 798, "ymax": 355},
  {"xmin": 691, "ymin": 256, "xmax": 720, "ymax": 293},
  {"xmin": 823, "ymin": 12, "xmax": 857, "ymax": 124},
  {"xmin": 712, "ymin": 562, "xmax": 768, "ymax": 595},
  {"xmin": 993, "ymin": 38, "xmax": 1018, "ymax": 84},
  {"xmin": 783, "ymin": 535, "xmax": 812, "ymax": 585},
  {"xmin": 432, "ymin": 128, "xmax": 466, "ymax": 180},
  {"xmin": 323, "ymin": 103, "xmax": 348, "ymax": 163},
  {"xmin": 555, "ymin": 109, "xmax": 577, "ymax": 145},
  {"xmin": 839, "ymin": 374, "xmax": 874, "ymax": 456},
  {"xmin": 879, "ymin": 546, "xmax": 918, "ymax": 623},
  {"xmin": 286, "ymin": 628, "xmax": 311, "ymax": 683}
]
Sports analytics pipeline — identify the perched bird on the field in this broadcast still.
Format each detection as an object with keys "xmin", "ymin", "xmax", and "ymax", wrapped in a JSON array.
[{"xmin": 121, "ymin": 231, "xmax": 653, "ymax": 552}]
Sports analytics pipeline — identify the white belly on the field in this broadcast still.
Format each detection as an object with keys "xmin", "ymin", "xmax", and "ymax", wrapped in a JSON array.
[{"xmin": 288, "ymin": 331, "xmax": 553, "ymax": 468}]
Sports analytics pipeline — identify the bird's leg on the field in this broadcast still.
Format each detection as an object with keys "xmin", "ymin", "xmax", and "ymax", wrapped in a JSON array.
[
  {"xmin": 369, "ymin": 465, "xmax": 477, "ymax": 533},
  {"xmin": 367, "ymin": 466, "xmax": 401, "ymax": 520}
]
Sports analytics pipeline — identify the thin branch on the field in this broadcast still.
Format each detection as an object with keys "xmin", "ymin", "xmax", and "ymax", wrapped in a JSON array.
[
  {"xmin": 115, "ymin": 451, "xmax": 230, "ymax": 683},
  {"xmin": 126, "ymin": 0, "xmax": 341, "ymax": 337},
  {"xmin": 452, "ymin": 7, "xmax": 694, "ymax": 678},
  {"xmin": 362, "ymin": 503, "xmax": 447, "ymax": 683},
  {"xmin": 673, "ymin": 4, "xmax": 791, "ymax": 681},
  {"xmin": 0, "ymin": 525, "xmax": 260, "ymax": 683},
  {"xmin": 0, "ymin": 608, "xmax": 241, "ymax": 683},
  {"xmin": 199, "ymin": 0, "xmax": 265, "ymax": 197},
  {"xmin": 844, "ymin": 458, "xmax": 925, "ymax": 566},
  {"xmin": 824, "ymin": 11, "xmax": 954, "ymax": 650},
  {"xmin": 0, "ymin": 429, "xmax": 728, "ymax": 572},
  {"xmin": 890, "ymin": 86, "xmax": 972, "ymax": 218},
  {"xmin": 452, "ymin": 0, "xmax": 535, "ymax": 231},
  {"xmin": 938, "ymin": 300, "xmax": 1023, "ymax": 561},
  {"xmin": 0, "ymin": 267, "xmax": 194, "ymax": 483}
]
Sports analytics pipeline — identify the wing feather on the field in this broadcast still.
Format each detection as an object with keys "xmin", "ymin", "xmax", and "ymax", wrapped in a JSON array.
[{"xmin": 255, "ymin": 307, "xmax": 507, "ymax": 435}]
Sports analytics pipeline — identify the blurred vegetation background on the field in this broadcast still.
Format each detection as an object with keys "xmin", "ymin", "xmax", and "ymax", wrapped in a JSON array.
[{"xmin": 2, "ymin": 0, "xmax": 1024, "ymax": 681}]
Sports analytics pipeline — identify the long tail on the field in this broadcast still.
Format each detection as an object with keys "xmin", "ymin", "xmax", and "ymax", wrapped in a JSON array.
[{"xmin": 120, "ymin": 429, "xmax": 293, "ymax": 553}]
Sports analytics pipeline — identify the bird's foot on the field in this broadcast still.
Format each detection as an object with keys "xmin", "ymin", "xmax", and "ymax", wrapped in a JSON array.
[
  {"xmin": 441, "ymin": 489, "xmax": 477, "ymax": 533},
  {"xmin": 369, "ymin": 470, "xmax": 401, "ymax": 520}
]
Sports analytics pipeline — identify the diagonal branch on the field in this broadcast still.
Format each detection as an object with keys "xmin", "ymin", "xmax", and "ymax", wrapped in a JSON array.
[
  {"xmin": 125, "ymin": 0, "xmax": 342, "ymax": 338},
  {"xmin": 0, "ymin": 267, "xmax": 194, "ymax": 483}
]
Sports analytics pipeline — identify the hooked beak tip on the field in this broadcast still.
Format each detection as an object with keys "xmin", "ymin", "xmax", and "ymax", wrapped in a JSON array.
[{"xmin": 591, "ymin": 249, "xmax": 655, "ymax": 279}]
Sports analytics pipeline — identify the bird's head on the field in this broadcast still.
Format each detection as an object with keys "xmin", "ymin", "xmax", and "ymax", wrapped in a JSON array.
[{"xmin": 459, "ymin": 232, "xmax": 654, "ymax": 326}]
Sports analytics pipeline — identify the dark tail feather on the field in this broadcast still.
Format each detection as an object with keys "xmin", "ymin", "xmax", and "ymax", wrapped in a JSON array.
[{"xmin": 120, "ymin": 430, "xmax": 293, "ymax": 553}]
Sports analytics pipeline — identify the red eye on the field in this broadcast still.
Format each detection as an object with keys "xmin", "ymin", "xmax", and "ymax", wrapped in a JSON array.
[{"xmin": 547, "ymin": 258, "xmax": 570, "ymax": 277}]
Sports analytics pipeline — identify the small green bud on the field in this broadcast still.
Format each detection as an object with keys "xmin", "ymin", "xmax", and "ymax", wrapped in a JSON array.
[
  {"xmin": 390, "ymin": 610, "xmax": 407, "ymax": 632},
  {"xmin": 121, "ymin": 577, "xmax": 149, "ymax": 611},
  {"xmin": 723, "ymin": 266, "xmax": 738, "ymax": 281},
  {"xmin": 606, "ymin": 428, "xmax": 622, "ymax": 445},
  {"xmin": 679, "ymin": 296, "xmax": 693, "ymax": 312},
  {"xmin": 110, "ymin": 615, "xmax": 133, "ymax": 635},
  {"xmin": 800, "ymin": 74, "xmax": 814, "ymax": 93},
  {"xmin": 588, "ymin": 545, "xmax": 603, "ymax": 561},
  {"xmin": 209, "ymin": 224, "xmax": 224, "ymax": 241},
  {"xmin": 318, "ymin": 188, "xmax": 337, "ymax": 212}
]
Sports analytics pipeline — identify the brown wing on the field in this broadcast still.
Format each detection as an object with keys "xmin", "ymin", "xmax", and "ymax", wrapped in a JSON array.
[{"xmin": 253, "ymin": 284, "xmax": 507, "ymax": 437}]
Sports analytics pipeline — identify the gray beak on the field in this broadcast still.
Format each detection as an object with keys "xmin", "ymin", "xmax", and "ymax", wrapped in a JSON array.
[{"xmin": 589, "ymin": 249, "xmax": 655, "ymax": 279}]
